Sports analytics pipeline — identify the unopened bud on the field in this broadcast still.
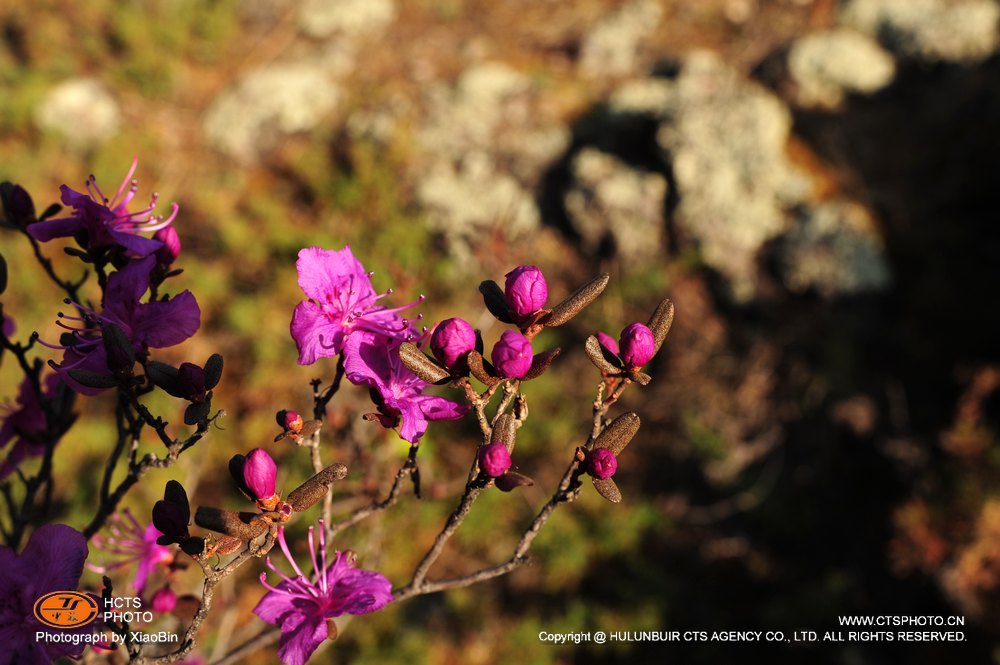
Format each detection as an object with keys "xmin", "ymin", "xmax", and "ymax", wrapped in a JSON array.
[
  {"xmin": 478, "ymin": 443, "xmax": 512, "ymax": 478},
  {"xmin": 490, "ymin": 330, "xmax": 533, "ymax": 379},
  {"xmin": 504, "ymin": 265, "xmax": 548, "ymax": 317}
]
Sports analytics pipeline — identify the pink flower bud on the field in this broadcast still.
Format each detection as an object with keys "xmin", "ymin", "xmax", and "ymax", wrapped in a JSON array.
[
  {"xmin": 243, "ymin": 448, "xmax": 277, "ymax": 501},
  {"xmin": 619, "ymin": 322, "xmax": 655, "ymax": 369},
  {"xmin": 490, "ymin": 330, "xmax": 533, "ymax": 379},
  {"xmin": 587, "ymin": 447, "xmax": 618, "ymax": 480},
  {"xmin": 504, "ymin": 265, "xmax": 548, "ymax": 317},
  {"xmin": 283, "ymin": 410, "xmax": 304, "ymax": 434},
  {"xmin": 596, "ymin": 331, "xmax": 619, "ymax": 356},
  {"xmin": 478, "ymin": 442, "xmax": 512, "ymax": 478},
  {"xmin": 154, "ymin": 225, "xmax": 181, "ymax": 266},
  {"xmin": 430, "ymin": 318, "xmax": 477, "ymax": 371},
  {"xmin": 151, "ymin": 585, "xmax": 177, "ymax": 613}
]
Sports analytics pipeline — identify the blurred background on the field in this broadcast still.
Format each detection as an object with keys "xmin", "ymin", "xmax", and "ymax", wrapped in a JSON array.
[{"xmin": 2, "ymin": 0, "xmax": 1000, "ymax": 663}]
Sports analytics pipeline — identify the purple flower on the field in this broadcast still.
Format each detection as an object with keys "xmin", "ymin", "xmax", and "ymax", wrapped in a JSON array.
[
  {"xmin": 345, "ymin": 333, "xmax": 469, "ymax": 443},
  {"xmin": 586, "ymin": 447, "xmax": 618, "ymax": 480},
  {"xmin": 88, "ymin": 509, "xmax": 173, "ymax": 595},
  {"xmin": 243, "ymin": 448, "xmax": 278, "ymax": 502},
  {"xmin": 254, "ymin": 522, "xmax": 393, "ymax": 665},
  {"xmin": 490, "ymin": 330, "xmax": 533, "ymax": 379},
  {"xmin": 282, "ymin": 410, "xmax": 304, "ymax": 434},
  {"xmin": 0, "ymin": 524, "xmax": 93, "ymax": 663},
  {"xmin": 478, "ymin": 443, "xmax": 512, "ymax": 478},
  {"xmin": 619, "ymin": 322, "xmax": 656, "ymax": 369},
  {"xmin": 0, "ymin": 374, "xmax": 65, "ymax": 480},
  {"xmin": 504, "ymin": 265, "xmax": 548, "ymax": 317},
  {"xmin": 429, "ymin": 317, "xmax": 476, "ymax": 372},
  {"xmin": 27, "ymin": 157, "xmax": 177, "ymax": 258},
  {"xmin": 290, "ymin": 246, "xmax": 423, "ymax": 365},
  {"xmin": 41, "ymin": 256, "xmax": 200, "ymax": 395}
]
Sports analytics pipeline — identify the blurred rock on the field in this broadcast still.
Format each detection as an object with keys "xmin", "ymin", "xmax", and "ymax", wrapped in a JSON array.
[
  {"xmin": 35, "ymin": 79, "xmax": 120, "ymax": 148},
  {"xmin": 841, "ymin": 0, "xmax": 1000, "ymax": 63},
  {"xmin": 654, "ymin": 52, "xmax": 809, "ymax": 300},
  {"xmin": 775, "ymin": 200, "xmax": 891, "ymax": 297},
  {"xmin": 300, "ymin": 0, "xmax": 397, "ymax": 38},
  {"xmin": 415, "ymin": 62, "xmax": 569, "ymax": 265},
  {"xmin": 787, "ymin": 28, "xmax": 896, "ymax": 108},
  {"xmin": 564, "ymin": 148, "xmax": 668, "ymax": 261},
  {"xmin": 579, "ymin": 0, "xmax": 663, "ymax": 78},
  {"xmin": 203, "ymin": 62, "xmax": 340, "ymax": 162}
]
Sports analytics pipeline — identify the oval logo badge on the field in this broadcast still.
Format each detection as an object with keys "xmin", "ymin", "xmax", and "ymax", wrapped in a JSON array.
[{"xmin": 33, "ymin": 591, "xmax": 99, "ymax": 629}]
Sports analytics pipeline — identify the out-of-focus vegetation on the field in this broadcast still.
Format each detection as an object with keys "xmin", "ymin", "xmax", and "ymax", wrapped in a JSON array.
[{"xmin": 4, "ymin": 0, "xmax": 1000, "ymax": 663}]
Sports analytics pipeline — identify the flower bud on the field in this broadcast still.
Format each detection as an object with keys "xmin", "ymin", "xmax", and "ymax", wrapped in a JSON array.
[
  {"xmin": 150, "ymin": 585, "xmax": 177, "ymax": 613},
  {"xmin": 619, "ymin": 322, "xmax": 656, "ymax": 369},
  {"xmin": 430, "ymin": 318, "xmax": 477, "ymax": 371},
  {"xmin": 154, "ymin": 226, "xmax": 181, "ymax": 266},
  {"xmin": 504, "ymin": 265, "xmax": 548, "ymax": 317},
  {"xmin": 177, "ymin": 362, "xmax": 206, "ymax": 401},
  {"xmin": 490, "ymin": 330, "xmax": 533, "ymax": 379},
  {"xmin": 478, "ymin": 442, "xmax": 512, "ymax": 478},
  {"xmin": 243, "ymin": 448, "xmax": 277, "ymax": 501},
  {"xmin": 283, "ymin": 410, "xmax": 304, "ymax": 434},
  {"xmin": 587, "ymin": 447, "xmax": 618, "ymax": 480},
  {"xmin": 595, "ymin": 331, "xmax": 619, "ymax": 356}
]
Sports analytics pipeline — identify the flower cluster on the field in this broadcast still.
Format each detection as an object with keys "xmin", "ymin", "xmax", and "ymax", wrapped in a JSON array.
[{"xmin": 290, "ymin": 246, "xmax": 468, "ymax": 444}]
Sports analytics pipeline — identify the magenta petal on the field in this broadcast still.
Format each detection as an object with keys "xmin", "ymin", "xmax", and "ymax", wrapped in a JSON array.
[
  {"xmin": 416, "ymin": 394, "xmax": 470, "ymax": 423},
  {"xmin": 275, "ymin": 611, "xmax": 327, "ymax": 665},
  {"xmin": 139, "ymin": 291, "xmax": 201, "ymax": 348},
  {"xmin": 296, "ymin": 246, "xmax": 374, "ymax": 303},
  {"xmin": 291, "ymin": 300, "xmax": 343, "ymax": 364},
  {"xmin": 105, "ymin": 256, "xmax": 155, "ymax": 311},
  {"xmin": 111, "ymin": 229, "xmax": 164, "ymax": 258},
  {"xmin": 342, "ymin": 332, "xmax": 391, "ymax": 389},
  {"xmin": 253, "ymin": 585, "xmax": 296, "ymax": 623},
  {"xmin": 26, "ymin": 217, "xmax": 82, "ymax": 242},
  {"xmin": 16, "ymin": 524, "xmax": 88, "ymax": 596},
  {"xmin": 396, "ymin": 402, "xmax": 428, "ymax": 444}
]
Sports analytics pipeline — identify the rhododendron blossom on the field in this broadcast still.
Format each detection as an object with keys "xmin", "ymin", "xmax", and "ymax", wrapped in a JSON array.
[
  {"xmin": 290, "ymin": 246, "xmax": 422, "ymax": 365},
  {"xmin": 254, "ymin": 523, "xmax": 392, "ymax": 665},
  {"xmin": 27, "ymin": 157, "xmax": 177, "ymax": 258}
]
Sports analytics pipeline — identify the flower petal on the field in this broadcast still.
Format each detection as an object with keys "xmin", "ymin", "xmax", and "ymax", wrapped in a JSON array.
[
  {"xmin": 26, "ymin": 217, "xmax": 82, "ymax": 242},
  {"xmin": 139, "ymin": 291, "xmax": 201, "ymax": 348},
  {"xmin": 15, "ymin": 524, "xmax": 88, "ymax": 596},
  {"xmin": 275, "ymin": 610, "xmax": 327, "ymax": 665},
  {"xmin": 291, "ymin": 300, "xmax": 343, "ymax": 364},
  {"xmin": 253, "ymin": 585, "xmax": 297, "ymax": 624},
  {"xmin": 296, "ymin": 246, "xmax": 374, "ymax": 304}
]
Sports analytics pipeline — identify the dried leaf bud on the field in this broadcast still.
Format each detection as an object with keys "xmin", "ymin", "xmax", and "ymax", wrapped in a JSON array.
[
  {"xmin": 467, "ymin": 350, "xmax": 500, "ymax": 386},
  {"xmin": 594, "ymin": 412, "xmax": 640, "ymax": 455},
  {"xmin": 154, "ymin": 225, "xmax": 181, "ymax": 266},
  {"xmin": 479, "ymin": 280, "xmax": 515, "ymax": 323},
  {"xmin": 587, "ymin": 447, "xmax": 618, "ymax": 480},
  {"xmin": 152, "ymin": 500, "xmax": 190, "ymax": 544},
  {"xmin": 286, "ymin": 462, "xmax": 348, "ymax": 512},
  {"xmin": 541, "ymin": 273, "xmax": 610, "ymax": 327},
  {"xmin": 194, "ymin": 507, "xmax": 270, "ymax": 539},
  {"xmin": 399, "ymin": 341, "xmax": 450, "ymax": 384},
  {"xmin": 151, "ymin": 585, "xmax": 177, "ymax": 613},
  {"xmin": 491, "ymin": 413, "xmax": 517, "ymax": 448},
  {"xmin": 243, "ymin": 448, "xmax": 277, "ymax": 502},
  {"xmin": 619, "ymin": 323, "xmax": 656, "ymax": 369},
  {"xmin": 491, "ymin": 330, "xmax": 533, "ymax": 379},
  {"xmin": 495, "ymin": 470, "xmax": 534, "ymax": 492},
  {"xmin": 523, "ymin": 347, "xmax": 561, "ymax": 380},
  {"xmin": 479, "ymin": 443, "xmax": 512, "ymax": 478},
  {"xmin": 102, "ymin": 322, "xmax": 134, "ymax": 375},
  {"xmin": 504, "ymin": 265, "xmax": 548, "ymax": 317},
  {"xmin": 647, "ymin": 298, "xmax": 675, "ymax": 354},
  {"xmin": 593, "ymin": 477, "xmax": 622, "ymax": 503},
  {"xmin": 430, "ymin": 318, "xmax": 477, "ymax": 372}
]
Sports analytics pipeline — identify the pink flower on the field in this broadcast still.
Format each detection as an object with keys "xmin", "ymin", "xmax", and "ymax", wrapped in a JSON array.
[
  {"xmin": 504, "ymin": 265, "xmax": 547, "ymax": 318},
  {"xmin": 0, "ymin": 524, "xmax": 94, "ymax": 663},
  {"xmin": 490, "ymin": 330, "xmax": 533, "ymax": 379},
  {"xmin": 290, "ymin": 246, "xmax": 423, "ymax": 365},
  {"xmin": 243, "ymin": 448, "xmax": 278, "ymax": 503},
  {"xmin": 88, "ymin": 509, "xmax": 173, "ymax": 595},
  {"xmin": 619, "ymin": 322, "xmax": 656, "ymax": 369},
  {"xmin": 429, "ymin": 317, "xmax": 476, "ymax": 372},
  {"xmin": 255, "ymin": 523, "xmax": 393, "ymax": 665},
  {"xmin": 478, "ymin": 443, "xmax": 512, "ymax": 478},
  {"xmin": 40, "ymin": 256, "xmax": 200, "ymax": 395},
  {"xmin": 27, "ymin": 157, "xmax": 177, "ymax": 258},
  {"xmin": 344, "ymin": 332, "xmax": 469, "ymax": 444},
  {"xmin": 586, "ymin": 447, "xmax": 618, "ymax": 480}
]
